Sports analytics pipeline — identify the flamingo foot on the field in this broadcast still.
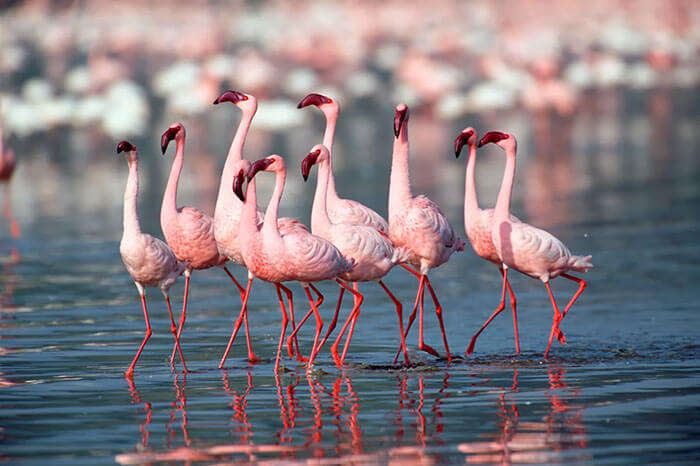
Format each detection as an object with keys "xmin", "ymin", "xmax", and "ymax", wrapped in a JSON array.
[{"xmin": 418, "ymin": 342, "xmax": 440, "ymax": 358}]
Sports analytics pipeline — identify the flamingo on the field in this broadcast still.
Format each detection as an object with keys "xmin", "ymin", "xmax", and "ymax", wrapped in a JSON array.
[
  {"xmin": 0, "ymin": 121, "xmax": 19, "ymax": 239},
  {"xmin": 160, "ymin": 123, "xmax": 255, "ymax": 365},
  {"xmin": 212, "ymin": 90, "xmax": 310, "ymax": 362},
  {"xmin": 454, "ymin": 127, "xmax": 521, "ymax": 356},
  {"xmin": 300, "ymin": 144, "xmax": 411, "ymax": 367},
  {"xmin": 116, "ymin": 141, "xmax": 187, "ymax": 377},
  {"xmin": 479, "ymin": 131, "xmax": 592, "ymax": 357},
  {"xmin": 297, "ymin": 93, "xmax": 389, "ymax": 233},
  {"xmin": 389, "ymin": 104, "xmax": 464, "ymax": 362},
  {"xmin": 222, "ymin": 155, "xmax": 357, "ymax": 371}
]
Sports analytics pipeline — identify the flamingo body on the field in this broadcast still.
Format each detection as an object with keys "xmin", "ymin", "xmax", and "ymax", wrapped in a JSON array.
[{"xmin": 164, "ymin": 206, "xmax": 223, "ymax": 270}]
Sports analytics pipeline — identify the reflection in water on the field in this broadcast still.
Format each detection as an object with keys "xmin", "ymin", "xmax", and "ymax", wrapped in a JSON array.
[
  {"xmin": 166, "ymin": 373, "xmax": 190, "ymax": 448},
  {"xmin": 126, "ymin": 377, "xmax": 153, "ymax": 449}
]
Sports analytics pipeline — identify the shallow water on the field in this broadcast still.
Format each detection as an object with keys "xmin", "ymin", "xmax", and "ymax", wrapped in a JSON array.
[{"xmin": 1, "ymin": 90, "xmax": 700, "ymax": 464}]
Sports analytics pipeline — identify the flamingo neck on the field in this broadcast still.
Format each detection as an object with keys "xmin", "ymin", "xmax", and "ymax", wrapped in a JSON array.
[
  {"xmin": 494, "ymin": 145, "xmax": 516, "ymax": 222},
  {"xmin": 161, "ymin": 137, "xmax": 184, "ymax": 227},
  {"xmin": 389, "ymin": 125, "xmax": 412, "ymax": 219},
  {"xmin": 262, "ymin": 169, "xmax": 285, "ymax": 241},
  {"xmin": 240, "ymin": 176, "xmax": 259, "ymax": 244},
  {"xmin": 311, "ymin": 158, "xmax": 333, "ymax": 236},
  {"xmin": 322, "ymin": 111, "xmax": 339, "ymax": 201},
  {"xmin": 464, "ymin": 144, "xmax": 480, "ymax": 227},
  {"xmin": 215, "ymin": 109, "xmax": 255, "ymax": 216},
  {"xmin": 123, "ymin": 158, "xmax": 142, "ymax": 237}
]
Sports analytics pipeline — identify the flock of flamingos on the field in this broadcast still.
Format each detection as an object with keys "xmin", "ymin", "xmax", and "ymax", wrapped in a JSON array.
[{"xmin": 112, "ymin": 91, "xmax": 593, "ymax": 377}]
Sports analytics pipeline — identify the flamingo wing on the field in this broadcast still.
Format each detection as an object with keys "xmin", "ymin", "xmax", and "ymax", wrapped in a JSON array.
[
  {"xmin": 281, "ymin": 232, "xmax": 350, "ymax": 279},
  {"xmin": 502, "ymin": 221, "xmax": 572, "ymax": 276},
  {"xmin": 407, "ymin": 195, "xmax": 458, "ymax": 248},
  {"xmin": 330, "ymin": 198, "xmax": 389, "ymax": 234}
]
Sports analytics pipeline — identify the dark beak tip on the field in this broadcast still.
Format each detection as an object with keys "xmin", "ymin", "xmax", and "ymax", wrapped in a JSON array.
[
  {"xmin": 296, "ymin": 102, "xmax": 303, "ymax": 109},
  {"xmin": 213, "ymin": 98, "xmax": 220, "ymax": 105}
]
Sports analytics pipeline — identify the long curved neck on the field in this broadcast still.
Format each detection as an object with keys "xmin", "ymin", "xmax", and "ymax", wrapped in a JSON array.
[
  {"xmin": 262, "ymin": 169, "xmax": 285, "ymax": 241},
  {"xmin": 161, "ymin": 137, "xmax": 184, "ymax": 224},
  {"xmin": 322, "ymin": 110, "xmax": 339, "ymax": 200},
  {"xmin": 240, "ymin": 176, "xmax": 259, "ymax": 241},
  {"xmin": 494, "ymin": 145, "xmax": 516, "ymax": 222},
  {"xmin": 311, "ymin": 159, "xmax": 333, "ymax": 235},
  {"xmin": 464, "ymin": 144, "xmax": 480, "ymax": 227},
  {"xmin": 389, "ymin": 124, "xmax": 412, "ymax": 218},
  {"xmin": 123, "ymin": 158, "xmax": 141, "ymax": 237},
  {"xmin": 216, "ymin": 110, "xmax": 254, "ymax": 214}
]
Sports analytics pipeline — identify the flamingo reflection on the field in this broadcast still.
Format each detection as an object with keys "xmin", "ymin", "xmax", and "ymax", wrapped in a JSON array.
[
  {"xmin": 221, "ymin": 369, "xmax": 253, "ymax": 447},
  {"xmin": 166, "ymin": 373, "xmax": 190, "ymax": 448},
  {"xmin": 395, "ymin": 372, "xmax": 451, "ymax": 450},
  {"xmin": 125, "ymin": 377, "xmax": 153, "ymax": 449}
]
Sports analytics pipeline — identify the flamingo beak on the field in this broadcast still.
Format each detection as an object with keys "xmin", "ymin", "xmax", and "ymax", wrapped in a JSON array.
[
  {"xmin": 232, "ymin": 168, "xmax": 246, "ymax": 202},
  {"xmin": 247, "ymin": 158, "xmax": 274, "ymax": 181},
  {"xmin": 477, "ymin": 131, "xmax": 509, "ymax": 148},
  {"xmin": 161, "ymin": 127, "xmax": 179, "ymax": 154},
  {"xmin": 116, "ymin": 140, "xmax": 135, "ymax": 154},
  {"xmin": 213, "ymin": 90, "xmax": 248, "ymax": 105},
  {"xmin": 394, "ymin": 106, "xmax": 408, "ymax": 138},
  {"xmin": 454, "ymin": 130, "xmax": 474, "ymax": 158},
  {"xmin": 301, "ymin": 149, "xmax": 321, "ymax": 181},
  {"xmin": 297, "ymin": 93, "xmax": 332, "ymax": 109}
]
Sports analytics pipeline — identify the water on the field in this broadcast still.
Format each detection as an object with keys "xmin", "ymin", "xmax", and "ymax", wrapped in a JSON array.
[{"xmin": 1, "ymin": 90, "xmax": 700, "ymax": 464}]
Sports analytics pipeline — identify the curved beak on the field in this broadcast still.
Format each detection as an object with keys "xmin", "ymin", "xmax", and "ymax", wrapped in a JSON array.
[
  {"xmin": 454, "ymin": 130, "xmax": 474, "ymax": 158},
  {"xmin": 247, "ymin": 158, "xmax": 274, "ymax": 182},
  {"xmin": 116, "ymin": 140, "xmax": 135, "ymax": 154},
  {"xmin": 161, "ymin": 127, "xmax": 179, "ymax": 154},
  {"xmin": 213, "ymin": 90, "xmax": 248, "ymax": 105},
  {"xmin": 297, "ymin": 93, "xmax": 331, "ymax": 109},
  {"xmin": 232, "ymin": 168, "xmax": 246, "ymax": 202},
  {"xmin": 394, "ymin": 107, "xmax": 408, "ymax": 138},
  {"xmin": 477, "ymin": 131, "xmax": 508, "ymax": 148},
  {"xmin": 301, "ymin": 149, "xmax": 321, "ymax": 181}
]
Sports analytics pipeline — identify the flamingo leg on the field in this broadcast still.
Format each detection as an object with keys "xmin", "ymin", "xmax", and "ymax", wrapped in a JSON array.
[
  {"xmin": 393, "ymin": 277, "xmax": 424, "ymax": 364},
  {"xmin": 277, "ymin": 283, "xmax": 303, "ymax": 361},
  {"xmin": 330, "ymin": 280, "xmax": 363, "ymax": 368},
  {"xmin": 274, "ymin": 284, "xmax": 289, "ymax": 373},
  {"xmin": 164, "ymin": 292, "xmax": 188, "ymax": 372},
  {"xmin": 416, "ymin": 275, "xmax": 440, "ymax": 358},
  {"xmin": 466, "ymin": 267, "xmax": 509, "ymax": 355},
  {"xmin": 318, "ymin": 286, "xmax": 345, "ymax": 354},
  {"xmin": 379, "ymin": 280, "xmax": 410, "ymax": 365},
  {"xmin": 126, "ymin": 290, "xmax": 152, "ymax": 377},
  {"xmin": 218, "ymin": 278, "xmax": 253, "ymax": 368},
  {"xmin": 170, "ymin": 270, "xmax": 191, "ymax": 365},
  {"xmin": 339, "ymin": 282, "xmax": 364, "ymax": 363},
  {"xmin": 553, "ymin": 274, "xmax": 587, "ymax": 343},
  {"xmin": 544, "ymin": 282, "xmax": 563, "ymax": 358},
  {"xmin": 286, "ymin": 285, "xmax": 323, "ymax": 361},
  {"xmin": 222, "ymin": 265, "xmax": 246, "ymax": 301},
  {"xmin": 423, "ymin": 275, "xmax": 451, "ymax": 361},
  {"xmin": 504, "ymin": 269, "xmax": 520, "ymax": 355},
  {"xmin": 304, "ymin": 285, "xmax": 324, "ymax": 368}
]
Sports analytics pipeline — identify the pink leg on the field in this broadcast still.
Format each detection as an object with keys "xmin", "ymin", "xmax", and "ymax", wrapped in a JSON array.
[
  {"xmin": 242, "ymin": 284, "xmax": 259, "ymax": 364},
  {"xmin": 379, "ymin": 280, "xmax": 410, "ymax": 365},
  {"xmin": 278, "ymin": 284, "xmax": 304, "ymax": 362},
  {"xmin": 393, "ymin": 277, "xmax": 423, "ymax": 364},
  {"xmin": 318, "ymin": 286, "xmax": 345, "ymax": 354},
  {"xmin": 340, "ymin": 282, "xmax": 364, "ymax": 362},
  {"xmin": 330, "ymin": 280, "xmax": 363, "ymax": 368},
  {"xmin": 466, "ymin": 267, "xmax": 509, "ymax": 355},
  {"xmin": 126, "ymin": 292, "xmax": 152, "ymax": 377},
  {"xmin": 286, "ymin": 285, "xmax": 323, "ymax": 361},
  {"xmin": 222, "ymin": 265, "xmax": 246, "ymax": 301},
  {"xmin": 274, "ymin": 284, "xmax": 289, "ymax": 373},
  {"xmin": 416, "ymin": 276, "xmax": 440, "ymax": 358},
  {"xmin": 424, "ymin": 275, "xmax": 451, "ymax": 361},
  {"xmin": 504, "ymin": 270, "xmax": 520, "ymax": 355},
  {"xmin": 544, "ymin": 282, "xmax": 562, "ymax": 358},
  {"xmin": 165, "ymin": 293, "xmax": 188, "ymax": 372},
  {"xmin": 304, "ymin": 285, "xmax": 325, "ymax": 368},
  {"xmin": 218, "ymin": 278, "xmax": 253, "ymax": 369},
  {"xmin": 552, "ymin": 274, "xmax": 587, "ymax": 343},
  {"xmin": 170, "ymin": 271, "xmax": 191, "ymax": 365}
]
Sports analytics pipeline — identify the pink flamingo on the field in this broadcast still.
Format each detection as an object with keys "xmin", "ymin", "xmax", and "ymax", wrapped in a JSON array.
[
  {"xmin": 297, "ymin": 93, "xmax": 389, "ymax": 233},
  {"xmin": 222, "ymin": 155, "xmax": 357, "ymax": 371},
  {"xmin": 0, "ymin": 121, "xmax": 19, "ymax": 239},
  {"xmin": 116, "ymin": 141, "xmax": 187, "ymax": 377},
  {"xmin": 160, "ymin": 123, "xmax": 254, "ymax": 365},
  {"xmin": 300, "ymin": 144, "xmax": 411, "ymax": 367},
  {"xmin": 479, "ymin": 131, "xmax": 592, "ymax": 357},
  {"xmin": 389, "ymin": 104, "xmax": 464, "ymax": 362},
  {"xmin": 212, "ymin": 90, "xmax": 310, "ymax": 362},
  {"xmin": 454, "ymin": 127, "xmax": 521, "ymax": 356}
]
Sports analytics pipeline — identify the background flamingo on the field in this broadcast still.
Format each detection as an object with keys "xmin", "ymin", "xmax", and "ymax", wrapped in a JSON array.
[
  {"xmin": 0, "ymin": 120, "xmax": 19, "ymax": 239},
  {"xmin": 297, "ymin": 93, "xmax": 389, "ymax": 233},
  {"xmin": 213, "ymin": 90, "xmax": 310, "ymax": 362},
  {"xmin": 159, "ymin": 123, "xmax": 255, "ymax": 364},
  {"xmin": 301, "ymin": 144, "xmax": 411, "ymax": 367},
  {"xmin": 388, "ymin": 104, "xmax": 464, "ymax": 362},
  {"xmin": 116, "ymin": 140, "xmax": 187, "ymax": 377},
  {"xmin": 479, "ymin": 131, "xmax": 592, "ymax": 357},
  {"xmin": 221, "ymin": 155, "xmax": 356, "ymax": 371},
  {"xmin": 454, "ymin": 127, "xmax": 521, "ymax": 356}
]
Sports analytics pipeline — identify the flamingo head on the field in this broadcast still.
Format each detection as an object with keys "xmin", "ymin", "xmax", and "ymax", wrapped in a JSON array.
[
  {"xmin": 247, "ymin": 154, "xmax": 285, "ymax": 181},
  {"xmin": 232, "ymin": 159, "xmax": 251, "ymax": 202},
  {"xmin": 394, "ymin": 104, "xmax": 409, "ymax": 138},
  {"xmin": 116, "ymin": 140, "xmax": 137, "ymax": 162},
  {"xmin": 301, "ymin": 144, "xmax": 330, "ymax": 181},
  {"xmin": 454, "ymin": 127, "xmax": 477, "ymax": 158},
  {"xmin": 297, "ymin": 92, "xmax": 338, "ymax": 117},
  {"xmin": 161, "ymin": 123, "xmax": 185, "ymax": 154},
  {"xmin": 213, "ymin": 90, "xmax": 257, "ymax": 113},
  {"xmin": 477, "ymin": 131, "xmax": 516, "ymax": 151}
]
